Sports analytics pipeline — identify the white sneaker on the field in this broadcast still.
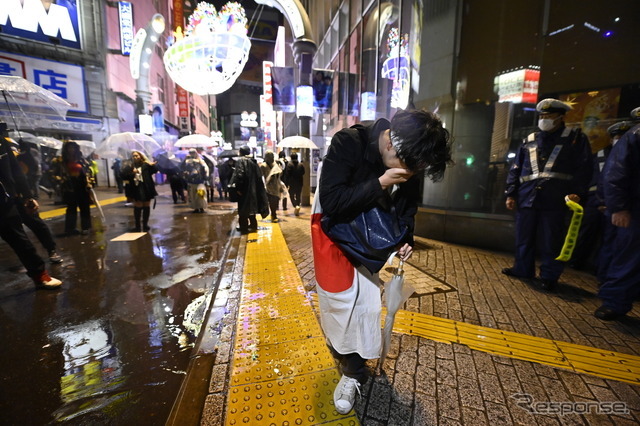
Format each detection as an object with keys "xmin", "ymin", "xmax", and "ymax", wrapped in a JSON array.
[
  {"xmin": 294, "ymin": 206, "xmax": 300, "ymax": 216},
  {"xmin": 33, "ymin": 271, "xmax": 62, "ymax": 289},
  {"xmin": 333, "ymin": 375, "xmax": 361, "ymax": 414}
]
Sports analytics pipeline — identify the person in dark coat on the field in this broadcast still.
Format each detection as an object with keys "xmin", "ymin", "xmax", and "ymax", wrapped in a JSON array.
[
  {"xmin": 312, "ymin": 109, "xmax": 452, "ymax": 414},
  {"xmin": 595, "ymin": 107, "xmax": 640, "ymax": 320},
  {"xmin": 51, "ymin": 141, "xmax": 95, "ymax": 236},
  {"xmin": 230, "ymin": 146, "xmax": 269, "ymax": 234},
  {"xmin": 0, "ymin": 123, "xmax": 62, "ymax": 288},
  {"xmin": 120, "ymin": 150, "xmax": 158, "ymax": 232},
  {"xmin": 502, "ymin": 98, "xmax": 593, "ymax": 291},
  {"xmin": 570, "ymin": 121, "xmax": 633, "ymax": 273},
  {"xmin": 111, "ymin": 158, "xmax": 124, "ymax": 193},
  {"xmin": 284, "ymin": 152, "xmax": 305, "ymax": 215},
  {"xmin": 218, "ymin": 158, "xmax": 235, "ymax": 200}
]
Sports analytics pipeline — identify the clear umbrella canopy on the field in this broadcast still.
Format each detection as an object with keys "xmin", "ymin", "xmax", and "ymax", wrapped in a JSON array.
[
  {"xmin": 175, "ymin": 134, "xmax": 218, "ymax": 148},
  {"xmin": 0, "ymin": 75, "xmax": 71, "ymax": 130},
  {"xmin": 277, "ymin": 135, "xmax": 319, "ymax": 149},
  {"xmin": 96, "ymin": 132, "xmax": 162, "ymax": 159}
]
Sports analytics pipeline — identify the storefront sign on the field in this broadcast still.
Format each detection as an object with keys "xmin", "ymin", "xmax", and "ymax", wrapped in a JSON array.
[
  {"xmin": 118, "ymin": 2, "xmax": 134, "ymax": 55},
  {"xmin": 495, "ymin": 68, "xmax": 540, "ymax": 104},
  {"xmin": 0, "ymin": 50, "xmax": 87, "ymax": 113},
  {"xmin": 0, "ymin": 0, "xmax": 81, "ymax": 49}
]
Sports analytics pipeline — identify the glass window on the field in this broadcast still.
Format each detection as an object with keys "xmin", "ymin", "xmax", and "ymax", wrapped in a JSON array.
[
  {"xmin": 339, "ymin": 1, "xmax": 350, "ymax": 46},
  {"xmin": 350, "ymin": 0, "xmax": 362, "ymax": 31}
]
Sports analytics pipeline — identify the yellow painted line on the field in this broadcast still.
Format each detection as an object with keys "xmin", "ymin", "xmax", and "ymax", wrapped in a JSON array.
[
  {"xmin": 226, "ymin": 224, "xmax": 358, "ymax": 425},
  {"xmin": 39, "ymin": 196, "xmax": 127, "ymax": 219},
  {"xmin": 308, "ymin": 292, "xmax": 640, "ymax": 384}
]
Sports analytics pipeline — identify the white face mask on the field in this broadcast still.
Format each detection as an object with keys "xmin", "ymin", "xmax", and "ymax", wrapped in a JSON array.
[
  {"xmin": 612, "ymin": 137, "xmax": 620, "ymax": 146},
  {"xmin": 538, "ymin": 117, "xmax": 559, "ymax": 132}
]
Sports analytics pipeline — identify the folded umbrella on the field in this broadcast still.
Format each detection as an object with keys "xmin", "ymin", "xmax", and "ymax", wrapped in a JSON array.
[
  {"xmin": 379, "ymin": 257, "xmax": 415, "ymax": 373},
  {"xmin": 89, "ymin": 188, "xmax": 105, "ymax": 221}
]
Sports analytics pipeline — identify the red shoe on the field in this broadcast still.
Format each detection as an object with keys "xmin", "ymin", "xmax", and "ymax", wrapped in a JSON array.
[{"xmin": 32, "ymin": 271, "xmax": 62, "ymax": 289}]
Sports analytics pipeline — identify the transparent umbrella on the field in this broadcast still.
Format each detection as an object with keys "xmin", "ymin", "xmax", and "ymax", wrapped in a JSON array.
[
  {"xmin": 277, "ymin": 135, "xmax": 318, "ymax": 149},
  {"xmin": 97, "ymin": 132, "xmax": 161, "ymax": 159},
  {"xmin": 0, "ymin": 75, "xmax": 71, "ymax": 130},
  {"xmin": 67, "ymin": 140, "xmax": 97, "ymax": 157},
  {"xmin": 175, "ymin": 134, "xmax": 217, "ymax": 148},
  {"xmin": 379, "ymin": 258, "xmax": 415, "ymax": 373},
  {"xmin": 7, "ymin": 131, "xmax": 63, "ymax": 150}
]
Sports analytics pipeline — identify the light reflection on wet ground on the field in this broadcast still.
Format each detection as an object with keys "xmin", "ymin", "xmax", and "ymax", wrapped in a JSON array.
[{"xmin": 0, "ymin": 191, "xmax": 235, "ymax": 424}]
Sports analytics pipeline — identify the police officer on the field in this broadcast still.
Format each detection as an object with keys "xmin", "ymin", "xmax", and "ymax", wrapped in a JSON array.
[
  {"xmin": 592, "ymin": 121, "xmax": 633, "ymax": 284},
  {"xmin": 595, "ymin": 107, "xmax": 640, "ymax": 320},
  {"xmin": 503, "ymin": 98, "xmax": 593, "ymax": 291},
  {"xmin": 570, "ymin": 121, "xmax": 633, "ymax": 272}
]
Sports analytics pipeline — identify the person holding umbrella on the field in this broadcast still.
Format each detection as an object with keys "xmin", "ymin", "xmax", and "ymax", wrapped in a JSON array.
[
  {"xmin": 51, "ymin": 141, "xmax": 95, "ymax": 236},
  {"xmin": 120, "ymin": 151, "xmax": 158, "ymax": 232},
  {"xmin": 0, "ymin": 123, "xmax": 62, "ymax": 288},
  {"xmin": 312, "ymin": 109, "xmax": 452, "ymax": 414}
]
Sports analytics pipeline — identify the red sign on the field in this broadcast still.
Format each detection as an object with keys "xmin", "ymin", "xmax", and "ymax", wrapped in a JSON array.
[{"xmin": 177, "ymin": 85, "xmax": 189, "ymax": 117}]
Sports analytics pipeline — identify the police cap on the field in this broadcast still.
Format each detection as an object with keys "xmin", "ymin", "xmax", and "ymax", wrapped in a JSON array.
[
  {"xmin": 536, "ymin": 98, "xmax": 572, "ymax": 115},
  {"xmin": 630, "ymin": 107, "xmax": 640, "ymax": 120},
  {"xmin": 607, "ymin": 121, "xmax": 633, "ymax": 136}
]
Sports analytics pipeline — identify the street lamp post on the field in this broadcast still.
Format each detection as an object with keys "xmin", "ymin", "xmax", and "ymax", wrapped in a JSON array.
[{"xmin": 130, "ymin": 14, "xmax": 166, "ymax": 118}]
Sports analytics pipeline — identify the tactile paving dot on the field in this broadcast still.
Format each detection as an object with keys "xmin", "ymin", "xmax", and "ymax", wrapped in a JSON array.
[
  {"xmin": 235, "ymin": 312, "xmax": 323, "ymax": 345},
  {"xmin": 226, "ymin": 370, "xmax": 358, "ymax": 425},
  {"xmin": 231, "ymin": 337, "xmax": 337, "ymax": 385},
  {"xmin": 238, "ymin": 294, "xmax": 312, "ymax": 319}
]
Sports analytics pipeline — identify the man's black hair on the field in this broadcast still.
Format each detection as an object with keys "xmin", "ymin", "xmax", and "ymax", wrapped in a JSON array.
[
  {"xmin": 290, "ymin": 152, "xmax": 298, "ymax": 160},
  {"xmin": 390, "ymin": 109, "xmax": 453, "ymax": 181},
  {"xmin": 239, "ymin": 146, "xmax": 251, "ymax": 156}
]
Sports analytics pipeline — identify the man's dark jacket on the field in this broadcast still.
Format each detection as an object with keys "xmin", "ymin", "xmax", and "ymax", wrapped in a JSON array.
[
  {"xmin": 231, "ymin": 155, "xmax": 269, "ymax": 218},
  {"xmin": 319, "ymin": 119, "xmax": 419, "ymax": 247}
]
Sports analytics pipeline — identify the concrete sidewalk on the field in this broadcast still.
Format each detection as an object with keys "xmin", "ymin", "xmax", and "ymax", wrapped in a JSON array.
[{"xmin": 198, "ymin": 206, "xmax": 640, "ymax": 425}]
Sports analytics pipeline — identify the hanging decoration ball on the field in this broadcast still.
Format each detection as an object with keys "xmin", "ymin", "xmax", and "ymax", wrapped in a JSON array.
[{"xmin": 163, "ymin": 1, "xmax": 251, "ymax": 96}]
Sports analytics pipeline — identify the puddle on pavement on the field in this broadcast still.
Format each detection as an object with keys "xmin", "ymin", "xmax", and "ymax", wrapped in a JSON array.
[{"xmin": 0, "ymin": 203, "xmax": 236, "ymax": 424}]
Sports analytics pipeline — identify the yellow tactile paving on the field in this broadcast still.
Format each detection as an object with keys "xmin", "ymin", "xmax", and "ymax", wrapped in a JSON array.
[
  {"xmin": 391, "ymin": 308, "xmax": 640, "ymax": 385},
  {"xmin": 39, "ymin": 196, "xmax": 126, "ymax": 219},
  {"xmin": 307, "ymin": 282, "xmax": 640, "ymax": 384},
  {"xmin": 226, "ymin": 224, "xmax": 359, "ymax": 426}
]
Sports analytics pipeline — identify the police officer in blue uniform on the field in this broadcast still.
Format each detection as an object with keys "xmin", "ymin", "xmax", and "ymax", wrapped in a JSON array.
[
  {"xmin": 503, "ymin": 98, "xmax": 593, "ymax": 291},
  {"xmin": 595, "ymin": 107, "xmax": 640, "ymax": 320},
  {"xmin": 592, "ymin": 121, "xmax": 633, "ymax": 284},
  {"xmin": 570, "ymin": 121, "xmax": 633, "ymax": 273}
]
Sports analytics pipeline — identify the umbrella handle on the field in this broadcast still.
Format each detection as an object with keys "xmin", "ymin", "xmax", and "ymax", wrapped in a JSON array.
[{"xmin": 2, "ymin": 90, "xmax": 21, "ymax": 133}]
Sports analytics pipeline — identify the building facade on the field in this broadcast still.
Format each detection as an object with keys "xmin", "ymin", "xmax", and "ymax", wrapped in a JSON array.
[{"xmin": 302, "ymin": 0, "xmax": 640, "ymax": 250}]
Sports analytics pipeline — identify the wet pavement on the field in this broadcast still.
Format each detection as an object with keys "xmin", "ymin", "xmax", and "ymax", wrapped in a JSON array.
[{"xmin": 0, "ymin": 186, "xmax": 237, "ymax": 425}]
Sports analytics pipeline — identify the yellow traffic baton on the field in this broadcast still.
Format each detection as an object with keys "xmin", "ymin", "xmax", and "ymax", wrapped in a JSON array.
[{"xmin": 556, "ymin": 195, "xmax": 584, "ymax": 261}]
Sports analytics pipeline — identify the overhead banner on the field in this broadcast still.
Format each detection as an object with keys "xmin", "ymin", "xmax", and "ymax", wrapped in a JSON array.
[
  {"xmin": 312, "ymin": 69, "xmax": 333, "ymax": 114},
  {"xmin": 118, "ymin": 1, "xmax": 134, "ymax": 55},
  {"xmin": 271, "ymin": 66, "xmax": 295, "ymax": 113},
  {"xmin": 0, "ymin": 0, "xmax": 82, "ymax": 49}
]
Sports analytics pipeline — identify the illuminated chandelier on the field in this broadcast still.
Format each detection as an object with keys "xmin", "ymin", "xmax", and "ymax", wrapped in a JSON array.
[
  {"xmin": 163, "ymin": 2, "xmax": 251, "ymax": 95},
  {"xmin": 381, "ymin": 28, "xmax": 410, "ymax": 109}
]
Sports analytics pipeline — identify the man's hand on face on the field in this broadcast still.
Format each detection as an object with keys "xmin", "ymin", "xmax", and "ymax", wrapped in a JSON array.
[{"xmin": 379, "ymin": 168, "xmax": 413, "ymax": 190}]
